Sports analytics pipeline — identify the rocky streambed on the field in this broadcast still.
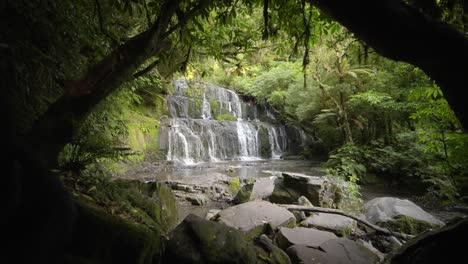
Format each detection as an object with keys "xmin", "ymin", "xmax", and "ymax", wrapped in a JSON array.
[{"xmin": 120, "ymin": 160, "xmax": 462, "ymax": 263}]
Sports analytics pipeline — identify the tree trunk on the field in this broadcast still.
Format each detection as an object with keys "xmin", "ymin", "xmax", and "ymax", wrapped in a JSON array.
[
  {"xmin": 311, "ymin": 0, "xmax": 468, "ymax": 130},
  {"xmin": 27, "ymin": 0, "xmax": 181, "ymax": 168}
]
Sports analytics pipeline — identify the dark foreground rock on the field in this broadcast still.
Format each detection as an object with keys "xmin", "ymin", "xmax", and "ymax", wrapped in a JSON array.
[
  {"xmin": 217, "ymin": 201, "xmax": 296, "ymax": 238},
  {"xmin": 164, "ymin": 214, "xmax": 291, "ymax": 264},
  {"xmin": 319, "ymin": 238, "xmax": 380, "ymax": 264},
  {"xmin": 388, "ymin": 217, "xmax": 468, "ymax": 264},
  {"xmin": 64, "ymin": 199, "xmax": 162, "ymax": 264},
  {"xmin": 285, "ymin": 238, "xmax": 379, "ymax": 264},
  {"xmin": 286, "ymin": 245, "xmax": 345, "ymax": 264}
]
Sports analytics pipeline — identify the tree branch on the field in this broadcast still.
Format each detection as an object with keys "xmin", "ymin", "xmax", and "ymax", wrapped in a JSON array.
[{"xmin": 94, "ymin": 0, "xmax": 119, "ymax": 46}]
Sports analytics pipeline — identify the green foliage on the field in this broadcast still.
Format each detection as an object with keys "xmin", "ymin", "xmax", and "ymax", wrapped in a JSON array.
[
  {"xmin": 216, "ymin": 113, "xmax": 238, "ymax": 121},
  {"xmin": 63, "ymin": 168, "xmax": 178, "ymax": 233}
]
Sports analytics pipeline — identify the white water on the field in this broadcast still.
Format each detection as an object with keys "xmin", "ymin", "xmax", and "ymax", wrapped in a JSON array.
[{"xmin": 162, "ymin": 79, "xmax": 309, "ymax": 164}]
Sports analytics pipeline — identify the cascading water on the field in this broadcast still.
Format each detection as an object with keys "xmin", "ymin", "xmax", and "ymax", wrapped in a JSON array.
[{"xmin": 160, "ymin": 79, "xmax": 309, "ymax": 164}]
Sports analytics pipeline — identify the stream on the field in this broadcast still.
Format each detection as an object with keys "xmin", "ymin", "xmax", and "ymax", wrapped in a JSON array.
[{"xmin": 121, "ymin": 159, "xmax": 461, "ymax": 223}]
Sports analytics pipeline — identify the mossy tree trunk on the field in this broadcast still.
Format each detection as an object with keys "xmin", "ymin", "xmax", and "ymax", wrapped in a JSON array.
[{"xmin": 27, "ymin": 0, "xmax": 209, "ymax": 168}]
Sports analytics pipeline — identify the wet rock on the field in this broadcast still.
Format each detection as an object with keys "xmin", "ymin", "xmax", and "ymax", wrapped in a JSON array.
[
  {"xmin": 185, "ymin": 194, "xmax": 208, "ymax": 206},
  {"xmin": 164, "ymin": 214, "xmax": 288, "ymax": 264},
  {"xmin": 217, "ymin": 200, "xmax": 296, "ymax": 239},
  {"xmin": 388, "ymin": 218, "xmax": 468, "ymax": 264},
  {"xmin": 275, "ymin": 227, "xmax": 337, "ymax": 250},
  {"xmin": 256, "ymin": 235, "xmax": 292, "ymax": 264},
  {"xmin": 269, "ymin": 173, "xmax": 346, "ymax": 208},
  {"xmin": 319, "ymin": 238, "xmax": 379, "ymax": 264},
  {"xmin": 357, "ymin": 239, "xmax": 385, "ymax": 262},
  {"xmin": 286, "ymin": 245, "xmax": 344, "ymax": 264},
  {"xmin": 364, "ymin": 197, "xmax": 444, "ymax": 235},
  {"xmin": 300, "ymin": 213, "xmax": 356, "ymax": 234},
  {"xmin": 232, "ymin": 183, "xmax": 254, "ymax": 204},
  {"xmin": 252, "ymin": 176, "xmax": 278, "ymax": 200},
  {"xmin": 205, "ymin": 209, "xmax": 221, "ymax": 221},
  {"xmin": 233, "ymin": 176, "xmax": 278, "ymax": 204}
]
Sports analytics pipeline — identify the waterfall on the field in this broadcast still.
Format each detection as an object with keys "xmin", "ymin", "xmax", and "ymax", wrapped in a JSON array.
[{"xmin": 161, "ymin": 79, "xmax": 308, "ymax": 164}]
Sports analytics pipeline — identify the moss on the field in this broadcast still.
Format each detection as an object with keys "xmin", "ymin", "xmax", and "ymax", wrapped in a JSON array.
[
  {"xmin": 258, "ymin": 126, "xmax": 272, "ymax": 158},
  {"xmin": 209, "ymin": 100, "xmax": 220, "ymax": 118},
  {"xmin": 228, "ymin": 177, "xmax": 241, "ymax": 193},
  {"xmin": 216, "ymin": 113, "xmax": 237, "ymax": 121},
  {"xmin": 66, "ymin": 198, "xmax": 162, "ymax": 264},
  {"xmin": 233, "ymin": 183, "xmax": 254, "ymax": 204},
  {"xmin": 378, "ymin": 215, "xmax": 440, "ymax": 235}
]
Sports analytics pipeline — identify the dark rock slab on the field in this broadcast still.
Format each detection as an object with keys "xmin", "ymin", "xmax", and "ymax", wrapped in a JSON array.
[
  {"xmin": 218, "ymin": 200, "xmax": 296, "ymax": 238},
  {"xmin": 275, "ymin": 227, "xmax": 337, "ymax": 250},
  {"xmin": 164, "ymin": 214, "xmax": 290, "ymax": 264},
  {"xmin": 286, "ymin": 245, "xmax": 345, "ymax": 264},
  {"xmin": 319, "ymin": 238, "xmax": 379, "ymax": 264}
]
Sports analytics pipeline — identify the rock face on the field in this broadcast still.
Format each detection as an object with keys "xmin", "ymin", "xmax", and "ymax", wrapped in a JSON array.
[
  {"xmin": 217, "ymin": 200, "xmax": 296, "ymax": 238},
  {"xmin": 269, "ymin": 173, "xmax": 345, "ymax": 208},
  {"xmin": 275, "ymin": 227, "xmax": 337, "ymax": 250},
  {"xmin": 364, "ymin": 197, "xmax": 444, "ymax": 234},
  {"xmin": 301, "ymin": 213, "xmax": 356, "ymax": 234},
  {"xmin": 233, "ymin": 176, "xmax": 278, "ymax": 204},
  {"xmin": 164, "ymin": 214, "xmax": 290, "ymax": 264},
  {"xmin": 319, "ymin": 238, "xmax": 380, "ymax": 264},
  {"xmin": 270, "ymin": 173, "xmax": 323, "ymax": 205}
]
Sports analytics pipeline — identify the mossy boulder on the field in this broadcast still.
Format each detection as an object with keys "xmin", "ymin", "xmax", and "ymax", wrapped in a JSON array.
[
  {"xmin": 65, "ymin": 199, "xmax": 162, "ymax": 264},
  {"xmin": 217, "ymin": 201, "xmax": 296, "ymax": 239},
  {"xmin": 164, "ymin": 214, "xmax": 290, "ymax": 264},
  {"xmin": 233, "ymin": 183, "xmax": 254, "ymax": 204},
  {"xmin": 364, "ymin": 197, "xmax": 444, "ymax": 235}
]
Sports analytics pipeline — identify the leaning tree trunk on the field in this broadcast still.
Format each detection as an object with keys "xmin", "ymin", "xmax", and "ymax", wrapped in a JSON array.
[
  {"xmin": 311, "ymin": 0, "xmax": 468, "ymax": 130},
  {"xmin": 27, "ymin": 0, "xmax": 182, "ymax": 168}
]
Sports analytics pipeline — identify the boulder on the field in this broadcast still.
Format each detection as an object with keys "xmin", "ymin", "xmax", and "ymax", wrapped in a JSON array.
[
  {"xmin": 217, "ymin": 200, "xmax": 296, "ymax": 238},
  {"xmin": 319, "ymin": 238, "xmax": 380, "ymax": 264},
  {"xmin": 275, "ymin": 227, "xmax": 337, "ymax": 250},
  {"xmin": 164, "ymin": 214, "xmax": 290, "ymax": 264},
  {"xmin": 184, "ymin": 193, "xmax": 208, "ymax": 206},
  {"xmin": 301, "ymin": 213, "xmax": 356, "ymax": 235},
  {"xmin": 364, "ymin": 197, "xmax": 444, "ymax": 235},
  {"xmin": 286, "ymin": 245, "xmax": 345, "ymax": 264},
  {"xmin": 232, "ymin": 183, "xmax": 254, "ymax": 204},
  {"xmin": 233, "ymin": 176, "xmax": 278, "ymax": 204},
  {"xmin": 269, "ymin": 173, "xmax": 345, "ymax": 208}
]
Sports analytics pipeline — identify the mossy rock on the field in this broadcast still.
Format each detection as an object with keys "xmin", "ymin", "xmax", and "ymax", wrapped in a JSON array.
[
  {"xmin": 378, "ymin": 215, "xmax": 441, "ymax": 235},
  {"xmin": 163, "ymin": 214, "xmax": 290, "ymax": 264},
  {"xmin": 233, "ymin": 183, "xmax": 254, "ymax": 204},
  {"xmin": 77, "ymin": 178, "xmax": 178, "ymax": 234},
  {"xmin": 66, "ymin": 198, "xmax": 162, "ymax": 264},
  {"xmin": 228, "ymin": 177, "xmax": 242, "ymax": 193}
]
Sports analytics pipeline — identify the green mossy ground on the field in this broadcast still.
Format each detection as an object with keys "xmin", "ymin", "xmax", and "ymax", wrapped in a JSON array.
[
  {"xmin": 378, "ymin": 215, "xmax": 441, "ymax": 235},
  {"xmin": 64, "ymin": 198, "xmax": 162, "ymax": 264}
]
